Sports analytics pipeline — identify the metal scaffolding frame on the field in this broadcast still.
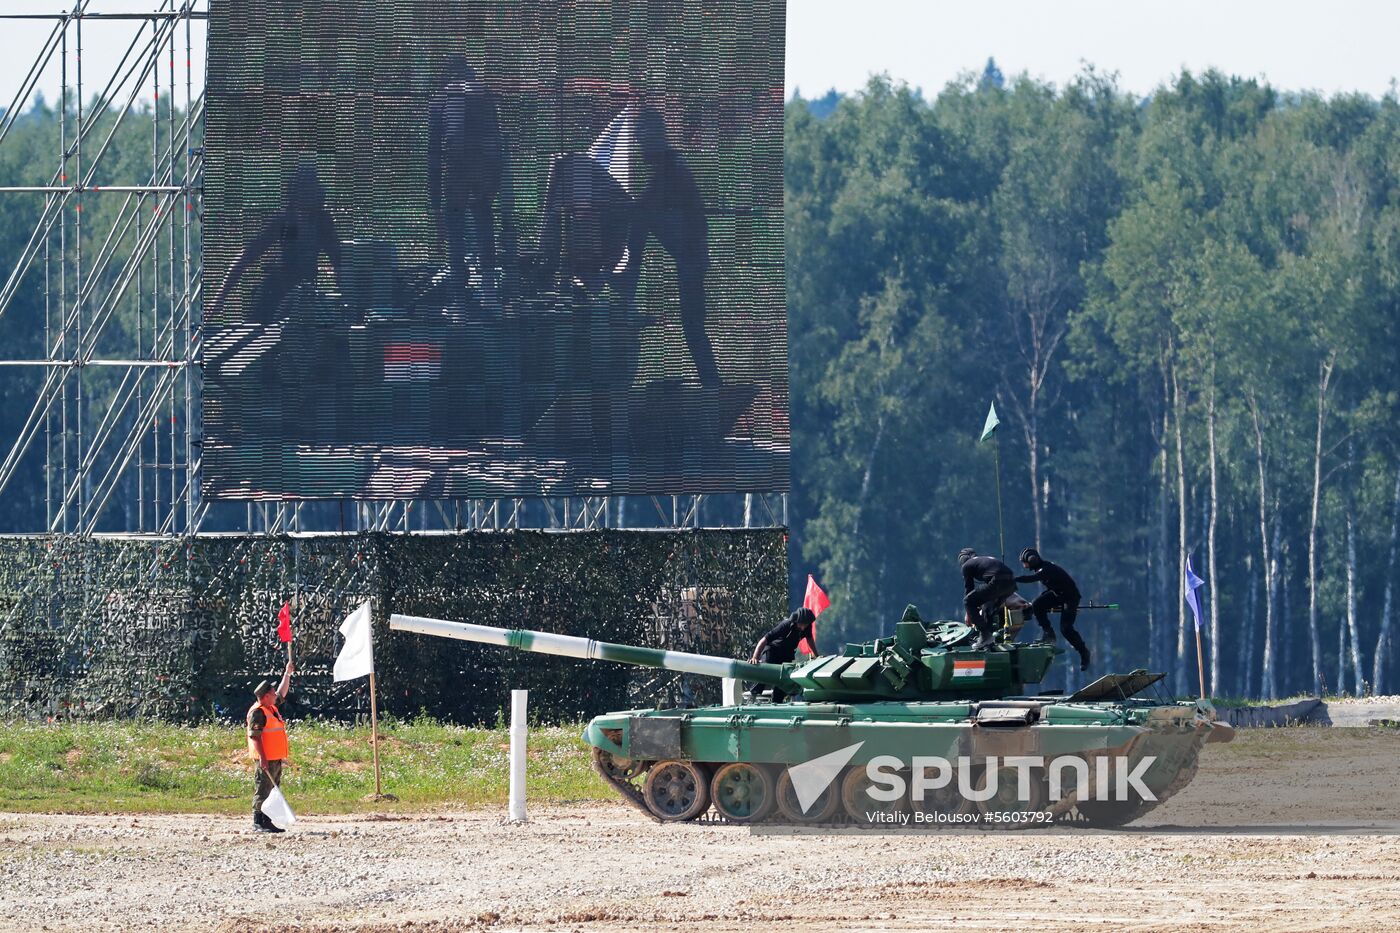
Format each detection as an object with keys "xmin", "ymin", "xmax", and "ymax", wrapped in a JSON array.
[
  {"xmin": 0, "ymin": 1, "xmax": 203, "ymax": 537},
  {"xmin": 0, "ymin": 1, "xmax": 788, "ymax": 538}
]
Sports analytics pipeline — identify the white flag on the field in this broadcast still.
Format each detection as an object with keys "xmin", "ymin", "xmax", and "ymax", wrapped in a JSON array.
[
  {"xmin": 260, "ymin": 785, "xmax": 297, "ymax": 830},
  {"xmin": 333, "ymin": 601, "xmax": 374, "ymax": 682},
  {"xmin": 587, "ymin": 104, "xmax": 640, "ymax": 196}
]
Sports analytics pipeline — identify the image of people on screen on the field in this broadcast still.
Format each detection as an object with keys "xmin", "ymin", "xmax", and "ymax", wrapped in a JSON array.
[
  {"xmin": 538, "ymin": 103, "xmax": 721, "ymax": 388},
  {"xmin": 620, "ymin": 106, "xmax": 720, "ymax": 389},
  {"xmin": 209, "ymin": 160, "xmax": 343, "ymax": 325},
  {"xmin": 428, "ymin": 54, "xmax": 507, "ymax": 308}
]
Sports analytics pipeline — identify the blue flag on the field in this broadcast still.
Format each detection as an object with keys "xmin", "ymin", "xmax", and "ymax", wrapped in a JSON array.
[{"xmin": 1184, "ymin": 554, "xmax": 1205, "ymax": 631}]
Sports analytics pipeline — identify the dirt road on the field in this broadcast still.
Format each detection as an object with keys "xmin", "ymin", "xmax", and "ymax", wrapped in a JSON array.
[
  {"xmin": 3, "ymin": 803, "xmax": 1399, "ymax": 932},
  {"xmin": 5, "ymin": 728, "xmax": 1400, "ymax": 931}
]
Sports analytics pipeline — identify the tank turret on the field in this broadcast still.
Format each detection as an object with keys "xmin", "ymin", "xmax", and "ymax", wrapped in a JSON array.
[{"xmin": 389, "ymin": 604, "xmax": 1056, "ymax": 703}]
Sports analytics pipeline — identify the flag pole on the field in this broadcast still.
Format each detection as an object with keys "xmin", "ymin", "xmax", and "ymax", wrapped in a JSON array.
[
  {"xmin": 1184, "ymin": 554, "xmax": 1209, "ymax": 698},
  {"xmin": 993, "ymin": 434, "xmax": 1006, "ymax": 561},
  {"xmin": 1194, "ymin": 626, "xmax": 1207, "ymax": 698},
  {"xmin": 368, "ymin": 671, "xmax": 382, "ymax": 797}
]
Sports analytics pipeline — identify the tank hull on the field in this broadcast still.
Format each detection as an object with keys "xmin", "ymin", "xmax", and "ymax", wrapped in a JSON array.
[{"xmin": 585, "ymin": 697, "xmax": 1230, "ymax": 826}]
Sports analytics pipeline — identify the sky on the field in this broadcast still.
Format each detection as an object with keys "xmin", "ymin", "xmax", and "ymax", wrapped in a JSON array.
[
  {"xmin": 786, "ymin": 0, "xmax": 1400, "ymax": 100},
  {"xmin": 2, "ymin": 0, "xmax": 1399, "ymax": 112}
]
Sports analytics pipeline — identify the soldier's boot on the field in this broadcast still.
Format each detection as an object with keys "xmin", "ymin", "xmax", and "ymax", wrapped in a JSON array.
[
  {"xmin": 1034, "ymin": 625, "xmax": 1057, "ymax": 645},
  {"xmin": 254, "ymin": 809, "xmax": 285, "ymax": 834},
  {"xmin": 1064, "ymin": 629, "xmax": 1091, "ymax": 671}
]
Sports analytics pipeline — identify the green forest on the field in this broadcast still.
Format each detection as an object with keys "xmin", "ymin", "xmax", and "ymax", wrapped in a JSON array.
[
  {"xmin": 3, "ymin": 63, "xmax": 1400, "ymax": 700},
  {"xmin": 788, "ymin": 66, "xmax": 1400, "ymax": 700}
]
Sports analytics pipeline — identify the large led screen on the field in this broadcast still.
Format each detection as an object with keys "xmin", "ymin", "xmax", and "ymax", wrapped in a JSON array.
[{"xmin": 202, "ymin": 0, "xmax": 788, "ymax": 499}]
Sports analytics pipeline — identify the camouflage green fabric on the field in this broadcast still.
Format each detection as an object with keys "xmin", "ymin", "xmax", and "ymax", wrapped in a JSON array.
[{"xmin": 0, "ymin": 530, "xmax": 785, "ymax": 723}]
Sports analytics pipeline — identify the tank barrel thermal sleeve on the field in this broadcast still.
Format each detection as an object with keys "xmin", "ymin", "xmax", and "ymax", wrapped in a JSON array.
[{"xmin": 388, "ymin": 614, "xmax": 792, "ymax": 687}]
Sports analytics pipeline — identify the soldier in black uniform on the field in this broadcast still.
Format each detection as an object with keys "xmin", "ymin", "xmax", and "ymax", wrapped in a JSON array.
[
  {"xmin": 959, "ymin": 548, "xmax": 1016, "ymax": 651},
  {"xmin": 209, "ymin": 161, "xmax": 343, "ymax": 325},
  {"xmin": 1016, "ymin": 546, "xmax": 1091, "ymax": 671},
  {"xmin": 428, "ymin": 56, "xmax": 507, "ymax": 302},
  {"xmin": 617, "ymin": 107, "xmax": 720, "ymax": 388},
  {"xmin": 747, "ymin": 607, "xmax": 817, "ymax": 701}
]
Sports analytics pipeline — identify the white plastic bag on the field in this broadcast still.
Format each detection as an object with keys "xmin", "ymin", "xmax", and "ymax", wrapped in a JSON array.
[{"xmin": 260, "ymin": 785, "xmax": 297, "ymax": 830}]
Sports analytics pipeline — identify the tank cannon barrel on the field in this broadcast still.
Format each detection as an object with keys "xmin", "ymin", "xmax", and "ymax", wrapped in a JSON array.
[{"xmin": 389, "ymin": 614, "xmax": 794, "ymax": 688}]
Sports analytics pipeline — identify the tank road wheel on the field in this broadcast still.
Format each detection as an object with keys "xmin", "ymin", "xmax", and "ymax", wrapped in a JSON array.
[
  {"xmin": 841, "ymin": 765, "xmax": 908, "ymax": 823},
  {"xmin": 975, "ymin": 765, "xmax": 1048, "ymax": 823},
  {"xmin": 590, "ymin": 747, "xmax": 656, "ymax": 819},
  {"xmin": 594, "ymin": 749, "xmax": 646, "ymax": 783},
  {"xmin": 909, "ymin": 771, "xmax": 965, "ymax": 821},
  {"xmin": 643, "ymin": 760, "xmax": 711, "ymax": 822},
  {"xmin": 710, "ymin": 763, "xmax": 776, "ymax": 824},
  {"xmin": 775, "ymin": 767, "xmax": 842, "ymax": 824}
]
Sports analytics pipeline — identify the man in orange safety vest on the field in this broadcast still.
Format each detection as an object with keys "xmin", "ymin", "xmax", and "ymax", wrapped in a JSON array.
[{"xmin": 247, "ymin": 660, "xmax": 294, "ymax": 834}]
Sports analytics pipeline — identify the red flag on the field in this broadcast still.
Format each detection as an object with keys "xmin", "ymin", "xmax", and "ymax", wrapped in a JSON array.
[
  {"xmin": 277, "ymin": 601, "xmax": 293, "ymax": 643},
  {"xmin": 799, "ymin": 575, "xmax": 830, "ymax": 655}
]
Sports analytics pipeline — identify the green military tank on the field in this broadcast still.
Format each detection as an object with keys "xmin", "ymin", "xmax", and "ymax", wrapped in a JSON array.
[{"xmin": 390, "ymin": 607, "xmax": 1233, "ymax": 827}]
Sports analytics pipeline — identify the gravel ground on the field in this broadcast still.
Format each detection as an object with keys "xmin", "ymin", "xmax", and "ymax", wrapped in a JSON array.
[
  {"xmin": 2, "ymin": 804, "xmax": 1399, "ymax": 933},
  {"xmin": 5, "ymin": 727, "xmax": 1399, "ymax": 931}
]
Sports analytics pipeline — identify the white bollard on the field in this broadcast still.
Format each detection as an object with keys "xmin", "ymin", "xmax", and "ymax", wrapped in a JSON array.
[
  {"xmin": 508, "ymin": 689, "xmax": 528, "ymax": 823},
  {"xmin": 721, "ymin": 676, "xmax": 743, "ymax": 706}
]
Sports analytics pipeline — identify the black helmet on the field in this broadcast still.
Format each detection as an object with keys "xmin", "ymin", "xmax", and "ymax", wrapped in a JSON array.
[
  {"xmin": 1019, "ymin": 547, "xmax": 1041, "ymax": 566},
  {"xmin": 637, "ymin": 106, "xmax": 671, "ymax": 158},
  {"xmin": 957, "ymin": 547, "xmax": 977, "ymax": 566},
  {"xmin": 286, "ymin": 159, "xmax": 326, "ymax": 210},
  {"xmin": 442, "ymin": 53, "xmax": 478, "ymax": 85}
]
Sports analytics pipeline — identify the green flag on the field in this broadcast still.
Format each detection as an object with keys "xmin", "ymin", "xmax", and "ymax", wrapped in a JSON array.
[{"xmin": 979, "ymin": 401, "xmax": 1001, "ymax": 443}]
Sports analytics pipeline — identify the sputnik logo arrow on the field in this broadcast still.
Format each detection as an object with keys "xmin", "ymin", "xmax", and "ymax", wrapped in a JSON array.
[{"xmin": 785, "ymin": 742, "xmax": 864, "ymax": 813}]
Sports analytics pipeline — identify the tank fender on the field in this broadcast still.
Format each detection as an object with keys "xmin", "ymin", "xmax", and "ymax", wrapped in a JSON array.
[
  {"xmin": 584, "ymin": 720, "xmax": 628, "ymax": 756},
  {"xmin": 1205, "ymin": 721, "xmax": 1236, "ymax": 744}
]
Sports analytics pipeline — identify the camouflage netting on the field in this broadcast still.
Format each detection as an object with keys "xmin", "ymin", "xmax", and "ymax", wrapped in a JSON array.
[{"xmin": 0, "ymin": 530, "xmax": 786, "ymax": 723}]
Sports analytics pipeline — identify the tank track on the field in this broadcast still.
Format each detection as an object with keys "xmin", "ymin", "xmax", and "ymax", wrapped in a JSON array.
[
  {"xmin": 1056, "ymin": 729, "xmax": 1205, "ymax": 828},
  {"xmin": 1110, "ymin": 743, "xmax": 1201, "ymax": 821},
  {"xmin": 591, "ymin": 747, "xmax": 660, "ymax": 823}
]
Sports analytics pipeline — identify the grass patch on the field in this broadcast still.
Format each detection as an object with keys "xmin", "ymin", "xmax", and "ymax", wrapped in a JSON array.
[
  {"xmin": 1208, "ymin": 694, "xmax": 1322, "ymax": 709},
  {"xmin": 0, "ymin": 719, "xmax": 608, "ymax": 815}
]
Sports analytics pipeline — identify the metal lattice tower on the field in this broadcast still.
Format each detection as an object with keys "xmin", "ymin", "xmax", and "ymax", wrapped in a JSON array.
[{"xmin": 1, "ymin": 1, "xmax": 204, "ymax": 536}]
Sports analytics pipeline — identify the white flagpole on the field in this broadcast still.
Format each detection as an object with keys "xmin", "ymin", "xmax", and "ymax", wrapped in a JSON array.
[
  {"xmin": 369, "ymin": 670, "xmax": 382, "ymax": 797},
  {"xmin": 333, "ymin": 601, "xmax": 385, "ymax": 797}
]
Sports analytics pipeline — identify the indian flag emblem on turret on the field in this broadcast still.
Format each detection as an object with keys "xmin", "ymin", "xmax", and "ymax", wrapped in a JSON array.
[{"xmin": 952, "ymin": 659, "xmax": 986, "ymax": 679}]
